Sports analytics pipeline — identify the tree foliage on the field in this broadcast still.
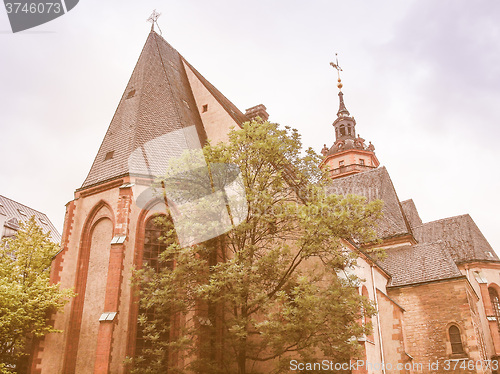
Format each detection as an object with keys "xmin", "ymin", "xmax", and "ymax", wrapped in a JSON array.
[
  {"xmin": 0, "ymin": 217, "xmax": 74, "ymax": 373},
  {"xmin": 131, "ymin": 121, "xmax": 383, "ymax": 374}
]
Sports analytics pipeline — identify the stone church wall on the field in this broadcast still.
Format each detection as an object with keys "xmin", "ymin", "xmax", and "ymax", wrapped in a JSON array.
[{"xmin": 388, "ymin": 278, "xmax": 490, "ymax": 374}]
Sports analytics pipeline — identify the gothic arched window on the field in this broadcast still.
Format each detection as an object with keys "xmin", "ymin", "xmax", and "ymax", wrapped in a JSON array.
[
  {"xmin": 135, "ymin": 215, "xmax": 173, "ymax": 368},
  {"xmin": 449, "ymin": 325, "xmax": 464, "ymax": 354},
  {"xmin": 142, "ymin": 215, "xmax": 169, "ymax": 271},
  {"xmin": 489, "ymin": 287, "xmax": 500, "ymax": 332}
]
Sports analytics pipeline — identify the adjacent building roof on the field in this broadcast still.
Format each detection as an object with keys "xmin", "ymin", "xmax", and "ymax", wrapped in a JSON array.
[
  {"xmin": 327, "ymin": 166, "xmax": 411, "ymax": 240},
  {"xmin": 80, "ymin": 31, "xmax": 247, "ymax": 190},
  {"xmin": 0, "ymin": 194, "xmax": 61, "ymax": 243},
  {"xmin": 412, "ymin": 214, "xmax": 498, "ymax": 263},
  {"xmin": 381, "ymin": 242, "xmax": 463, "ymax": 287}
]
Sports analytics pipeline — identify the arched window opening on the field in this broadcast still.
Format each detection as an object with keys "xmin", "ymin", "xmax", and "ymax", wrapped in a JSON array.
[
  {"xmin": 449, "ymin": 325, "xmax": 464, "ymax": 354},
  {"xmin": 142, "ymin": 215, "xmax": 172, "ymax": 272},
  {"xmin": 135, "ymin": 215, "xmax": 175, "ymax": 369},
  {"xmin": 340, "ymin": 125, "xmax": 346, "ymax": 136},
  {"xmin": 489, "ymin": 287, "xmax": 500, "ymax": 332}
]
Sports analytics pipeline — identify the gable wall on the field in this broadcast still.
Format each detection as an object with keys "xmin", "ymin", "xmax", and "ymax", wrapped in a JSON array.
[{"xmin": 183, "ymin": 61, "xmax": 242, "ymax": 145}]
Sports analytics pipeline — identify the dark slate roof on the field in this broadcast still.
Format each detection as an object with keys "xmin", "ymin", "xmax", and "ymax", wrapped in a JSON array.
[
  {"xmin": 401, "ymin": 199, "xmax": 422, "ymax": 229},
  {"xmin": 412, "ymin": 214, "xmax": 498, "ymax": 263},
  {"xmin": 0, "ymin": 194, "xmax": 61, "ymax": 243},
  {"xmin": 80, "ymin": 31, "xmax": 246, "ymax": 190},
  {"xmin": 380, "ymin": 243, "xmax": 463, "ymax": 287},
  {"xmin": 327, "ymin": 167, "xmax": 411, "ymax": 239}
]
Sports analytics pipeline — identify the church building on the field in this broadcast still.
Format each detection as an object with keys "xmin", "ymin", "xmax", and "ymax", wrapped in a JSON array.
[{"xmin": 30, "ymin": 27, "xmax": 500, "ymax": 374}]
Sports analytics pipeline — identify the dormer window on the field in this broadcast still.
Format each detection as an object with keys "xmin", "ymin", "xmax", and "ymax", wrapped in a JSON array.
[
  {"xmin": 104, "ymin": 151, "xmax": 114, "ymax": 161},
  {"xmin": 126, "ymin": 89, "xmax": 136, "ymax": 99}
]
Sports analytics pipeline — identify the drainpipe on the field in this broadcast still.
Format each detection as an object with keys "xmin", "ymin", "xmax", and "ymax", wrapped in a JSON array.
[{"xmin": 371, "ymin": 265, "xmax": 386, "ymax": 374}]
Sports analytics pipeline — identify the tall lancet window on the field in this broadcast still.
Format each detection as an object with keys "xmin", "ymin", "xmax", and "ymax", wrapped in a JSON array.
[
  {"xmin": 135, "ymin": 215, "xmax": 174, "ymax": 370},
  {"xmin": 489, "ymin": 287, "xmax": 500, "ymax": 332},
  {"xmin": 448, "ymin": 325, "xmax": 464, "ymax": 354}
]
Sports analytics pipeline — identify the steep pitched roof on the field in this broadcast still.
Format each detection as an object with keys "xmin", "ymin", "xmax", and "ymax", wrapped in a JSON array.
[
  {"xmin": 0, "ymin": 194, "xmax": 61, "ymax": 243},
  {"xmin": 412, "ymin": 214, "xmax": 498, "ymax": 263},
  {"xmin": 327, "ymin": 167, "xmax": 411, "ymax": 240},
  {"xmin": 80, "ymin": 31, "xmax": 246, "ymax": 190},
  {"xmin": 380, "ymin": 243, "xmax": 463, "ymax": 287}
]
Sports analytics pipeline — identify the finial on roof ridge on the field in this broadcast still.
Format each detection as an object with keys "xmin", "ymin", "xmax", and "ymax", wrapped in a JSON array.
[{"xmin": 147, "ymin": 9, "xmax": 162, "ymax": 35}]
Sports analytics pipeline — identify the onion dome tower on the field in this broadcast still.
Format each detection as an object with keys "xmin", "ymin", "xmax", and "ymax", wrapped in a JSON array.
[{"xmin": 319, "ymin": 56, "xmax": 379, "ymax": 179}]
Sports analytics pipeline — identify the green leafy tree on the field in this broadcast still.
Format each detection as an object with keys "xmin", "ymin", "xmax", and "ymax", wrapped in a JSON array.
[
  {"xmin": 131, "ymin": 121, "xmax": 383, "ymax": 374},
  {"xmin": 0, "ymin": 217, "xmax": 74, "ymax": 373}
]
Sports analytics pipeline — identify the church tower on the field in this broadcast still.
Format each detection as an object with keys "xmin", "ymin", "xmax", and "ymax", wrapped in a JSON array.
[
  {"xmin": 32, "ymin": 26, "xmax": 249, "ymax": 374},
  {"xmin": 319, "ymin": 62, "xmax": 379, "ymax": 179}
]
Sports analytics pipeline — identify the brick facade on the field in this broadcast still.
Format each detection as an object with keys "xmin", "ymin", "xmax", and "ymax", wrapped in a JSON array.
[{"xmin": 33, "ymin": 29, "xmax": 500, "ymax": 374}]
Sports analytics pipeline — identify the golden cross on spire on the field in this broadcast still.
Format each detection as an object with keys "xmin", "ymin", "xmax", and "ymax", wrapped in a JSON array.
[
  {"xmin": 147, "ymin": 9, "xmax": 162, "ymax": 34},
  {"xmin": 329, "ymin": 53, "xmax": 343, "ymax": 90}
]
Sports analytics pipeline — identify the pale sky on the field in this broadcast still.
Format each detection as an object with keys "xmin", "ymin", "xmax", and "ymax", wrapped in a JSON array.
[{"xmin": 1, "ymin": 0, "xmax": 499, "ymax": 252}]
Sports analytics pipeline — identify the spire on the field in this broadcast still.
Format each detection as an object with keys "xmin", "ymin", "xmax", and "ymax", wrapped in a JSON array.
[
  {"xmin": 330, "ymin": 54, "xmax": 350, "ymax": 118},
  {"xmin": 337, "ymin": 91, "xmax": 350, "ymax": 117}
]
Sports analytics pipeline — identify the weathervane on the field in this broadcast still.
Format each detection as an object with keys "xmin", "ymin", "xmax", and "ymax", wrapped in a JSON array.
[
  {"xmin": 147, "ymin": 9, "xmax": 162, "ymax": 35},
  {"xmin": 330, "ymin": 53, "xmax": 343, "ymax": 90}
]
